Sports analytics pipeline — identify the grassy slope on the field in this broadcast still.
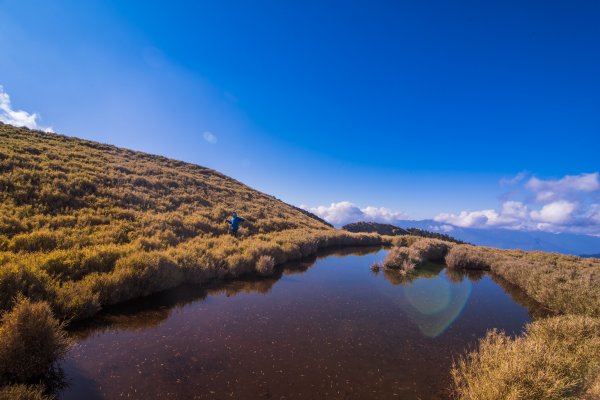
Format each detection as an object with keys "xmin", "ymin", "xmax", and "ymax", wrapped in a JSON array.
[
  {"xmin": 0, "ymin": 123, "xmax": 383, "ymax": 322},
  {"xmin": 444, "ymin": 244, "xmax": 600, "ymax": 399}
]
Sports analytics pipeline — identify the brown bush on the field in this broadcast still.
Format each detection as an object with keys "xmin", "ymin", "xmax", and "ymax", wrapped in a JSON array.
[
  {"xmin": 9, "ymin": 231, "xmax": 62, "ymax": 252},
  {"xmin": 256, "ymin": 255, "xmax": 275, "ymax": 276},
  {"xmin": 92, "ymin": 252, "xmax": 183, "ymax": 305},
  {"xmin": 409, "ymin": 238, "xmax": 452, "ymax": 263},
  {"xmin": 445, "ymin": 245, "xmax": 490, "ymax": 270},
  {"xmin": 382, "ymin": 247, "xmax": 415, "ymax": 273},
  {"xmin": 0, "ymin": 264, "xmax": 54, "ymax": 313},
  {"xmin": 383, "ymin": 238, "xmax": 453, "ymax": 273},
  {"xmin": 0, "ymin": 297, "xmax": 70, "ymax": 384},
  {"xmin": 452, "ymin": 315, "xmax": 600, "ymax": 400}
]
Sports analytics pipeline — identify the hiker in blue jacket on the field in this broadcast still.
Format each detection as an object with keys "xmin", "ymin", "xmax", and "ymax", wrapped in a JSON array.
[{"xmin": 226, "ymin": 212, "xmax": 246, "ymax": 237}]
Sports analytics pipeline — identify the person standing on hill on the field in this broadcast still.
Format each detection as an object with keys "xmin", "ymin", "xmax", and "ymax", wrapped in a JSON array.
[{"xmin": 226, "ymin": 212, "xmax": 246, "ymax": 237}]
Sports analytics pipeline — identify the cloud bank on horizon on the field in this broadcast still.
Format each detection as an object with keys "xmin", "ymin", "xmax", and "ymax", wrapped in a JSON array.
[
  {"xmin": 300, "ymin": 201, "xmax": 408, "ymax": 227},
  {"xmin": 304, "ymin": 172, "xmax": 600, "ymax": 236},
  {"xmin": 0, "ymin": 86, "xmax": 53, "ymax": 133}
]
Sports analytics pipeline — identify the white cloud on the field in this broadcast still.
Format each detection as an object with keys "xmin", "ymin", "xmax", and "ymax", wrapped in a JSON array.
[
  {"xmin": 430, "ymin": 224, "xmax": 454, "ymax": 232},
  {"xmin": 530, "ymin": 200, "xmax": 576, "ymax": 224},
  {"xmin": 435, "ymin": 172, "xmax": 600, "ymax": 235},
  {"xmin": 300, "ymin": 201, "xmax": 408, "ymax": 226},
  {"xmin": 0, "ymin": 86, "xmax": 53, "ymax": 132},
  {"xmin": 434, "ymin": 209, "xmax": 500, "ymax": 228},
  {"xmin": 501, "ymin": 200, "xmax": 528, "ymax": 219},
  {"xmin": 499, "ymin": 171, "xmax": 528, "ymax": 186},
  {"xmin": 526, "ymin": 173, "xmax": 599, "ymax": 202},
  {"xmin": 203, "ymin": 131, "xmax": 218, "ymax": 144},
  {"xmin": 589, "ymin": 204, "xmax": 600, "ymax": 224}
]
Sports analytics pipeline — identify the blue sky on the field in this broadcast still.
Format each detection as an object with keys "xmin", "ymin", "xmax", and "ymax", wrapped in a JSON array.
[{"xmin": 1, "ymin": 1, "xmax": 599, "ymax": 233}]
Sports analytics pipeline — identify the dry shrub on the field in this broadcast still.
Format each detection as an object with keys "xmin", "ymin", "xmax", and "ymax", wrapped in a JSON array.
[
  {"xmin": 445, "ymin": 245, "xmax": 490, "ymax": 270},
  {"xmin": 0, "ymin": 384, "xmax": 50, "ymax": 400},
  {"xmin": 452, "ymin": 315, "xmax": 600, "ymax": 400},
  {"xmin": 52, "ymin": 281, "xmax": 100, "ymax": 321},
  {"xmin": 256, "ymin": 255, "xmax": 275, "ymax": 276},
  {"xmin": 0, "ymin": 297, "xmax": 70, "ymax": 384},
  {"xmin": 383, "ymin": 238, "xmax": 453, "ymax": 273},
  {"xmin": 409, "ymin": 238, "xmax": 452, "ymax": 263},
  {"xmin": 0, "ymin": 264, "xmax": 54, "ymax": 313},
  {"xmin": 9, "ymin": 230, "xmax": 63, "ymax": 252},
  {"xmin": 392, "ymin": 235, "xmax": 420, "ymax": 248},
  {"xmin": 383, "ymin": 247, "xmax": 416, "ymax": 273},
  {"xmin": 92, "ymin": 252, "xmax": 183, "ymax": 306}
]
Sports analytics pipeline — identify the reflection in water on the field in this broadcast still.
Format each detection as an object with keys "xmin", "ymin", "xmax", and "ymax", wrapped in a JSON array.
[
  {"xmin": 489, "ymin": 274, "xmax": 552, "ymax": 320},
  {"xmin": 59, "ymin": 247, "xmax": 538, "ymax": 400},
  {"xmin": 381, "ymin": 263, "xmax": 472, "ymax": 337},
  {"xmin": 69, "ymin": 246, "xmax": 382, "ymax": 340}
]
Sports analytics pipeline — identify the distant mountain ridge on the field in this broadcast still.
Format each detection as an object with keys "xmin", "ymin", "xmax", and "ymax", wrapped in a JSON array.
[
  {"xmin": 342, "ymin": 222, "xmax": 408, "ymax": 236},
  {"xmin": 581, "ymin": 254, "xmax": 600, "ymax": 259},
  {"xmin": 393, "ymin": 219, "xmax": 600, "ymax": 255},
  {"xmin": 342, "ymin": 221, "xmax": 465, "ymax": 244}
]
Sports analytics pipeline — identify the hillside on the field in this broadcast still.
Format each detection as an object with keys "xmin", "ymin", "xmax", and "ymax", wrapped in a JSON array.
[
  {"xmin": 0, "ymin": 123, "xmax": 382, "ymax": 321},
  {"xmin": 0, "ymin": 123, "xmax": 331, "ymax": 244}
]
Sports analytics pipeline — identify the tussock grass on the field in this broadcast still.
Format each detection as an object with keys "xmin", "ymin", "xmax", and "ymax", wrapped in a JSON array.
[
  {"xmin": 445, "ymin": 244, "xmax": 600, "ymax": 399},
  {"xmin": 382, "ymin": 238, "xmax": 453, "ymax": 274},
  {"xmin": 256, "ymin": 255, "xmax": 275, "ymax": 276},
  {"xmin": 0, "ymin": 297, "xmax": 69, "ymax": 385},
  {"xmin": 446, "ymin": 245, "xmax": 490, "ymax": 270},
  {"xmin": 452, "ymin": 315, "xmax": 600, "ymax": 400},
  {"xmin": 382, "ymin": 247, "xmax": 415, "ymax": 273}
]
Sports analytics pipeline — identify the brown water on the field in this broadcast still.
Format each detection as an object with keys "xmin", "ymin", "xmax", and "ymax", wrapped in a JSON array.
[{"xmin": 58, "ymin": 247, "xmax": 536, "ymax": 399}]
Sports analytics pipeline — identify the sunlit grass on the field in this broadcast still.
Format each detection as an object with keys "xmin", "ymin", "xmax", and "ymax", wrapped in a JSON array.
[{"xmin": 445, "ymin": 244, "xmax": 600, "ymax": 399}]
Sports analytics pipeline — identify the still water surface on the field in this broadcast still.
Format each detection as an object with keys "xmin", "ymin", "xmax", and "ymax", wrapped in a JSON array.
[{"xmin": 60, "ymin": 247, "xmax": 535, "ymax": 399}]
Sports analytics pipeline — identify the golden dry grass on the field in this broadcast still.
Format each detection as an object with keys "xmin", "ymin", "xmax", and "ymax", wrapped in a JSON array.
[
  {"xmin": 445, "ymin": 244, "xmax": 600, "ymax": 317},
  {"xmin": 0, "ymin": 124, "xmax": 387, "ymax": 322},
  {"xmin": 382, "ymin": 238, "xmax": 453, "ymax": 274},
  {"xmin": 0, "ymin": 384, "xmax": 50, "ymax": 400},
  {"xmin": 446, "ymin": 244, "xmax": 600, "ymax": 399},
  {"xmin": 452, "ymin": 315, "xmax": 600, "ymax": 400},
  {"xmin": 0, "ymin": 124, "xmax": 388, "ymax": 390},
  {"xmin": 0, "ymin": 297, "xmax": 69, "ymax": 385}
]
